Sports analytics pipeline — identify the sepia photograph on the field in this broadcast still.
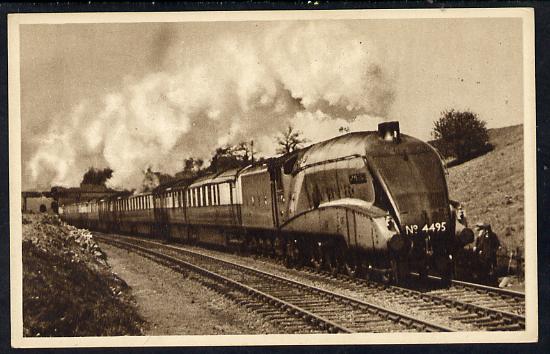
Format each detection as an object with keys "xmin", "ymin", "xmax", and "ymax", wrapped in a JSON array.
[{"xmin": 8, "ymin": 8, "xmax": 537, "ymax": 347}]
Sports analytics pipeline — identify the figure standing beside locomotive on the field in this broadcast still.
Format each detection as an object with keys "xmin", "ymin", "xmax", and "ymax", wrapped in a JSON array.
[{"xmin": 59, "ymin": 121, "xmax": 476, "ymax": 285}]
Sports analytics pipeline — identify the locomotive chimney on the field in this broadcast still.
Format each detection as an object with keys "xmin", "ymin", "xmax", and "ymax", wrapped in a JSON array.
[{"xmin": 378, "ymin": 121, "xmax": 401, "ymax": 143}]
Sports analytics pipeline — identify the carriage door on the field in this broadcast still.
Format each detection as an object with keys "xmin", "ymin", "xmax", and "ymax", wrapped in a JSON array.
[
  {"xmin": 229, "ymin": 182, "xmax": 242, "ymax": 226},
  {"xmin": 268, "ymin": 165, "xmax": 286, "ymax": 227}
]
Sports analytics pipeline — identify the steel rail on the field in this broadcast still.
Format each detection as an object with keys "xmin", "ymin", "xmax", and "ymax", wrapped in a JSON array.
[
  {"xmin": 298, "ymin": 268, "xmax": 525, "ymax": 331},
  {"xmin": 96, "ymin": 234, "xmax": 455, "ymax": 333},
  {"xmin": 102, "ymin": 233, "xmax": 524, "ymax": 331},
  {"xmin": 98, "ymin": 236, "xmax": 343, "ymax": 333}
]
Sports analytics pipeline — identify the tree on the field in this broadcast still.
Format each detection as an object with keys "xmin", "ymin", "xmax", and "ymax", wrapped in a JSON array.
[
  {"xmin": 275, "ymin": 125, "xmax": 308, "ymax": 155},
  {"xmin": 232, "ymin": 141, "xmax": 253, "ymax": 162},
  {"xmin": 432, "ymin": 109, "xmax": 490, "ymax": 162},
  {"xmin": 209, "ymin": 143, "xmax": 250, "ymax": 173},
  {"xmin": 81, "ymin": 167, "xmax": 113, "ymax": 186},
  {"xmin": 183, "ymin": 157, "xmax": 204, "ymax": 172}
]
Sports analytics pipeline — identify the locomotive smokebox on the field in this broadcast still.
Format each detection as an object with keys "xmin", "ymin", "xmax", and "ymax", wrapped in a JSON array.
[{"xmin": 378, "ymin": 121, "xmax": 401, "ymax": 143}]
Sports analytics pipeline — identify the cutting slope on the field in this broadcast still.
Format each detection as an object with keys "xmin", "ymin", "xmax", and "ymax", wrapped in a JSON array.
[{"xmin": 446, "ymin": 124, "xmax": 524, "ymax": 252}]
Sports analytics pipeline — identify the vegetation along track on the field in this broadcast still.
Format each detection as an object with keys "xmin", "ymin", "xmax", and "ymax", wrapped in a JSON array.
[{"xmin": 95, "ymin": 234, "xmax": 454, "ymax": 333}]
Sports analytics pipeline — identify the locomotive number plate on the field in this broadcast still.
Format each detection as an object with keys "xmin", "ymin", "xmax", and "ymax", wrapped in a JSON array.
[
  {"xmin": 405, "ymin": 222, "xmax": 447, "ymax": 235},
  {"xmin": 349, "ymin": 173, "xmax": 367, "ymax": 184}
]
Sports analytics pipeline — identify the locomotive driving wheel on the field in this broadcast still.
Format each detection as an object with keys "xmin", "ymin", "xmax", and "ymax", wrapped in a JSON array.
[
  {"xmin": 325, "ymin": 244, "xmax": 344, "ymax": 276},
  {"xmin": 310, "ymin": 241, "xmax": 325, "ymax": 271},
  {"xmin": 344, "ymin": 258, "xmax": 360, "ymax": 278},
  {"xmin": 285, "ymin": 238, "xmax": 303, "ymax": 269}
]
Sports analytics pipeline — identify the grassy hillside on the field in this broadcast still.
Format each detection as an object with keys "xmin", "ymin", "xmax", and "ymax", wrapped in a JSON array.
[{"xmin": 446, "ymin": 124, "xmax": 524, "ymax": 253}]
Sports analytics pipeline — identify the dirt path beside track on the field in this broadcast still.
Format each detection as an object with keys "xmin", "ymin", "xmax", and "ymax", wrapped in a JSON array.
[{"xmin": 100, "ymin": 243, "xmax": 280, "ymax": 335}]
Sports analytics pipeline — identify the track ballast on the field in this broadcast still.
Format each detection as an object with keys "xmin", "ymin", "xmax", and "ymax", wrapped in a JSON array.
[{"xmin": 95, "ymin": 234, "xmax": 454, "ymax": 333}]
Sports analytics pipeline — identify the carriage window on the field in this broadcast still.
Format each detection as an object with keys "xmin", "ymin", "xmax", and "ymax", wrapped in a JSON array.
[
  {"xmin": 211, "ymin": 186, "xmax": 215, "ymax": 205},
  {"xmin": 213, "ymin": 185, "xmax": 218, "ymax": 205}
]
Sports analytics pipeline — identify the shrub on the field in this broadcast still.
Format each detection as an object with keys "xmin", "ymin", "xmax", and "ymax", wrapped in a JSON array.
[{"xmin": 432, "ymin": 109, "xmax": 490, "ymax": 162}]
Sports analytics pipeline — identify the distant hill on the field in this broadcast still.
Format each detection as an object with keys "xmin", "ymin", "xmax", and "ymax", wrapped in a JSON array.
[{"xmin": 446, "ymin": 124, "xmax": 524, "ymax": 252}]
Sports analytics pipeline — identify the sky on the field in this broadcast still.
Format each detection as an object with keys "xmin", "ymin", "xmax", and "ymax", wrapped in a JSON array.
[{"xmin": 19, "ymin": 17, "xmax": 524, "ymax": 191}]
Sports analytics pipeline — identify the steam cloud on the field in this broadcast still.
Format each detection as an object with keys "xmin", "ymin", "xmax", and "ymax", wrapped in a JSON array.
[{"xmin": 27, "ymin": 21, "xmax": 395, "ymax": 191}]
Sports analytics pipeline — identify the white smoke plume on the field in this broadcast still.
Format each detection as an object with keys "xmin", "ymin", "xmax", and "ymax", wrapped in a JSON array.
[{"xmin": 27, "ymin": 21, "xmax": 394, "ymax": 190}]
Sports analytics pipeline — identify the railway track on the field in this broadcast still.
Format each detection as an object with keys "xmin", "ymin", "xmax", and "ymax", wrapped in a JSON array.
[
  {"xmin": 298, "ymin": 267, "xmax": 525, "ymax": 331},
  {"xmin": 95, "ymin": 234, "xmax": 454, "ymax": 333},
  {"xmin": 148, "ymin": 236, "xmax": 526, "ymax": 331},
  {"xmin": 425, "ymin": 276, "xmax": 525, "ymax": 316}
]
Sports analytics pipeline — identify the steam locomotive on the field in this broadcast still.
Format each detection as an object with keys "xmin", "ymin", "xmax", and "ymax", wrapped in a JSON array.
[{"xmin": 60, "ymin": 121, "xmax": 474, "ymax": 284}]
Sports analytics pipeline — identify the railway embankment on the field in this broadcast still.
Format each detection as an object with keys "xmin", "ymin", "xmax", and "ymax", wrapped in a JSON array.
[
  {"xmin": 447, "ymin": 124, "xmax": 524, "ymax": 252},
  {"xmin": 447, "ymin": 124, "xmax": 524, "ymax": 288},
  {"xmin": 22, "ymin": 213, "xmax": 144, "ymax": 336}
]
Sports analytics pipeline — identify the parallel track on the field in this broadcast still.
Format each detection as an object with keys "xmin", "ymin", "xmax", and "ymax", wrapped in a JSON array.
[
  {"xmin": 300, "ymin": 267, "xmax": 525, "ymax": 331},
  {"xmin": 430, "ymin": 277, "xmax": 525, "ymax": 316},
  {"xmin": 96, "ymin": 234, "xmax": 455, "ymax": 333},
  {"xmin": 102, "ymin": 233, "xmax": 525, "ymax": 331}
]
